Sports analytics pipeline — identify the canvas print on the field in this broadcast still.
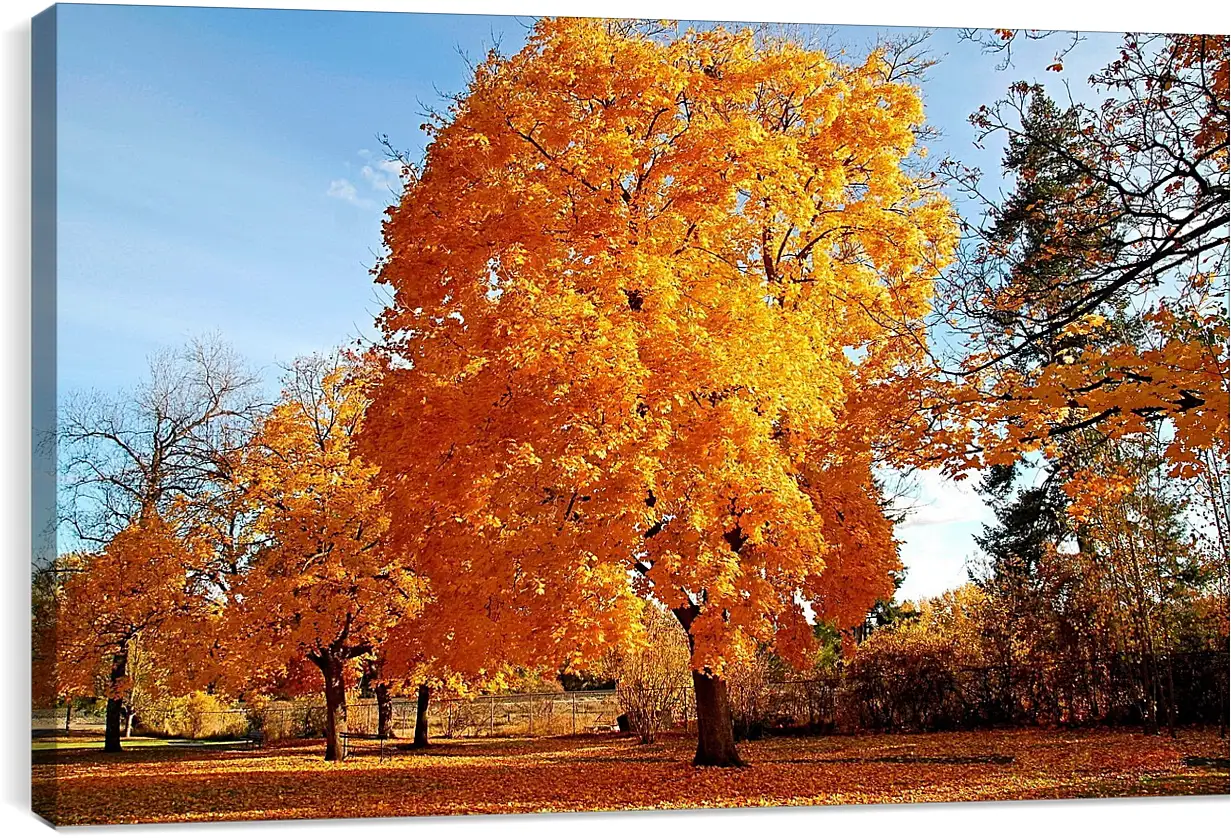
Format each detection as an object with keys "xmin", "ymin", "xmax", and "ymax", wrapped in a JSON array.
[{"xmin": 30, "ymin": 2, "xmax": 1229, "ymax": 826}]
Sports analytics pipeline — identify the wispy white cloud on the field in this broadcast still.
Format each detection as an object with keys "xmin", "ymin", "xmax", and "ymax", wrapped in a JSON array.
[
  {"xmin": 898, "ymin": 469, "xmax": 990, "ymax": 530},
  {"xmin": 894, "ymin": 469, "xmax": 997, "ymax": 601},
  {"xmin": 360, "ymin": 158, "xmax": 404, "ymax": 193},
  {"xmin": 325, "ymin": 177, "xmax": 373, "ymax": 208},
  {"xmin": 329, "ymin": 151, "xmax": 405, "ymax": 209}
]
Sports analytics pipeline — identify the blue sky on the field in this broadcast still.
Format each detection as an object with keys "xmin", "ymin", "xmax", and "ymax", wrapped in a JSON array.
[
  {"xmin": 56, "ymin": 5, "xmax": 531, "ymax": 393},
  {"xmin": 53, "ymin": 4, "xmax": 1124, "ymax": 599}
]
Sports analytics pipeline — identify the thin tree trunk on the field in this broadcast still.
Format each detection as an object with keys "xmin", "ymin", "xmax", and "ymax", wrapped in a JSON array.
[
  {"xmin": 64, "ymin": 703, "xmax": 72, "ymax": 733},
  {"xmin": 375, "ymin": 682, "xmax": 396, "ymax": 739},
  {"xmin": 1139, "ymin": 625, "xmax": 1160, "ymax": 735},
  {"xmin": 414, "ymin": 684, "xmax": 431, "ymax": 747},
  {"xmin": 1165, "ymin": 654, "xmax": 1177, "ymax": 738},
  {"xmin": 311, "ymin": 652, "xmax": 349, "ymax": 762},
  {"xmin": 103, "ymin": 645, "xmax": 128, "ymax": 753}
]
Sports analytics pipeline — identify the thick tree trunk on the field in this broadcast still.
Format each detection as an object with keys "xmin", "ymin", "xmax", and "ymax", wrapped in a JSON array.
[
  {"xmin": 691, "ymin": 669, "xmax": 746, "ymax": 767},
  {"xmin": 414, "ymin": 684, "xmax": 431, "ymax": 747},
  {"xmin": 311, "ymin": 652, "xmax": 349, "ymax": 762},
  {"xmin": 375, "ymin": 682, "xmax": 397, "ymax": 739},
  {"xmin": 104, "ymin": 697, "xmax": 124, "ymax": 753},
  {"xmin": 672, "ymin": 603, "xmax": 744, "ymax": 767},
  {"xmin": 103, "ymin": 646, "xmax": 129, "ymax": 753}
]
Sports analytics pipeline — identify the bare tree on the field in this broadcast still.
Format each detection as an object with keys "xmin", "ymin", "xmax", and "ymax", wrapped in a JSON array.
[
  {"xmin": 606, "ymin": 603, "xmax": 693, "ymax": 744},
  {"xmin": 957, "ymin": 28, "xmax": 1084, "ymax": 72},
  {"xmin": 58, "ymin": 335, "xmax": 265, "ymax": 551}
]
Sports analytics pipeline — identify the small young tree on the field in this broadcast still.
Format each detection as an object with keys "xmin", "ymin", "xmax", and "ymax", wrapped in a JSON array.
[
  {"xmin": 223, "ymin": 353, "xmax": 422, "ymax": 761},
  {"xmin": 375, "ymin": 600, "xmax": 511, "ymax": 748},
  {"xmin": 52, "ymin": 515, "xmax": 215, "ymax": 751},
  {"xmin": 607, "ymin": 603, "xmax": 692, "ymax": 744}
]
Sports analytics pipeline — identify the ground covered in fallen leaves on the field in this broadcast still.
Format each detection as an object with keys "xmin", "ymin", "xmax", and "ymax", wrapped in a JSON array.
[{"xmin": 32, "ymin": 728, "xmax": 1229, "ymax": 825}]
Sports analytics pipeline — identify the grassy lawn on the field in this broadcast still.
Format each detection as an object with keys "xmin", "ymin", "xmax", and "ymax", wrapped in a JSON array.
[
  {"xmin": 32, "ymin": 727, "xmax": 1229, "ymax": 825},
  {"xmin": 32, "ymin": 735, "xmax": 249, "ymax": 752}
]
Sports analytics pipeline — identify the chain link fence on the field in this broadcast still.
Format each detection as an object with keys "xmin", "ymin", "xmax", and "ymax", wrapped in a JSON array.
[
  {"xmin": 99, "ymin": 690, "xmax": 630, "ymax": 743},
  {"xmin": 32, "ymin": 706, "xmax": 106, "ymax": 732},
  {"xmin": 423, "ymin": 690, "xmax": 625, "ymax": 738}
]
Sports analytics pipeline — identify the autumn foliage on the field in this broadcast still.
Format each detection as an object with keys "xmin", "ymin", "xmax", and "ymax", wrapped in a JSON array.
[
  {"xmin": 931, "ymin": 34, "xmax": 1228, "ymax": 475},
  {"xmin": 34, "ymin": 18, "xmax": 1228, "ymax": 794},
  {"xmin": 50, "ymin": 514, "xmax": 216, "ymax": 751},
  {"xmin": 362, "ymin": 17, "xmax": 956, "ymax": 766},
  {"xmin": 220, "ymin": 354, "xmax": 422, "ymax": 760}
]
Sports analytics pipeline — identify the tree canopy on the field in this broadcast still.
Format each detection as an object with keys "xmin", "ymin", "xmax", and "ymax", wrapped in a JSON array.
[{"xmin": 362, "ymin": 18, "xmax": 957, "ymax": 764}]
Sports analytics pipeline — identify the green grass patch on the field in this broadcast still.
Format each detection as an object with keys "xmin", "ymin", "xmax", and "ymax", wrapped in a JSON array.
[{"xmin": 32, "ymin": 737, "xmax": 249, "ymax": 752}]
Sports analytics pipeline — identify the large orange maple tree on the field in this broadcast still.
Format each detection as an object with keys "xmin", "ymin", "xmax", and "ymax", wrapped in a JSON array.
[{"xmin": 362, "ymin": 19, "xmax": 955, "ymax": 766}]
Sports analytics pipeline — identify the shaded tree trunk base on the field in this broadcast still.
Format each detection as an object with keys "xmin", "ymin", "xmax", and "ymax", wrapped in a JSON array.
[
  {"xmin": 413, "ymin": 684, "xmax": 431, "ymax": 748},
  {"xmin": 103, "ymin": 696, "xmax": 124, "ymax": 753},
  {"xmin": 310, "ymin": 651, "xmax": 349, "ymax": 762},
  {"xmin": 672, "ymin": 604, "xmax": 747, "ymax": 768},
  {"xmin": 103, "ymin": 648, "xmax": 129, "ymax": 754},
  {"xmin": 691, "ymin": 669, "xmax": 747, "ymax": 768},
  {"xmin": 375, "ymin": 682, "xmax": 397, "ymax": 740}
]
